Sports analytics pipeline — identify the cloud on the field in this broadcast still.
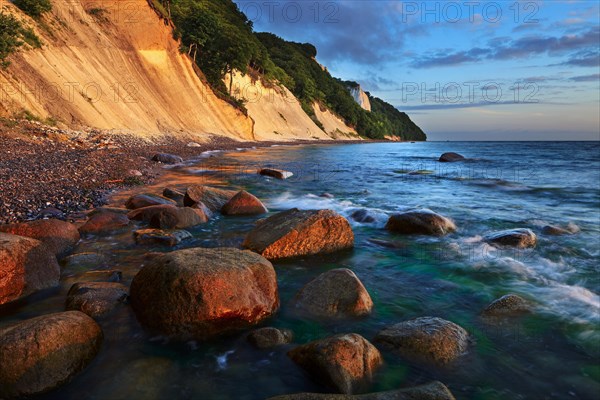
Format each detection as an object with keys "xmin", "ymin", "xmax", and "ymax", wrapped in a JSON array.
[
  {"xmin": 569, "ymin": 74, "xmax": 600, "ymax": 82},
  {"xmin": 559, "ymin": 50, "xmax": 600, "ymax": 66},
  {"xmin": 396, "ymin": 100, "xmax": 548, "ymax": 111}
]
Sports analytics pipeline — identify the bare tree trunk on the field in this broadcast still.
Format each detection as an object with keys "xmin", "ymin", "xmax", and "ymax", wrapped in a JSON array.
[{"xmin": 229, "ymin": 69, "xmax": 234, "ymax": 96}]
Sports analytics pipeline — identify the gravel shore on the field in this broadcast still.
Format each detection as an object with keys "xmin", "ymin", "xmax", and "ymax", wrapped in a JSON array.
[{"xmin": 0, "ymin": 120, "xmax": 366, "ymax": 223}]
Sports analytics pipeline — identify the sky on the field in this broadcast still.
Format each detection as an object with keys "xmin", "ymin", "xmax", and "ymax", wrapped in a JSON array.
[{"xmin": 232, "ymin": 0, "xmax": 600, "ymax": 140}]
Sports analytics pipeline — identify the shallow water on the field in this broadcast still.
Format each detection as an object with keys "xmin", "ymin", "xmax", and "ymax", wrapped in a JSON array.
[{"xmin": 1, "ymin": 142, "xmax": 599, "ymax": 399}]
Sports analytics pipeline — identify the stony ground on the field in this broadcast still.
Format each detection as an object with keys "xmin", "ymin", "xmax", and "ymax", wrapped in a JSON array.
[{"xmin": 0, "ymin": 120, "xmax": 363, "ymax": 223}]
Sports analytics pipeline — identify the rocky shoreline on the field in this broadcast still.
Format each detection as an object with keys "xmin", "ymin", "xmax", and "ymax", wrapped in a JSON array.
[{"xmin": 0, "ymin": 120, "xmax": 368, "ymax": 224}]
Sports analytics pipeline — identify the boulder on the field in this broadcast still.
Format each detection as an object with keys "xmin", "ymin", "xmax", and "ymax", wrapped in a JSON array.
[
  {"xmin": 243, "ymin": 208, "xmax": 354, "ymax": 260},
  {"xmin": 127, "ymin": 205, "xmax": 208, "ymax": 229},
  {"xmin": 248, "ymin": 327, "xmax": 294, "ymax": 349},
  {"xmin": 541, "ymin": 225, "xmax": 573, "ymax": 236},
  {"xmin": 79, "ymin": 211, "xmax": 130, "ymax": 234},
  {"xmin": 374, "ymin": 317, "xmax": 469, "ymax": 365},
  {"xmin": 484, "ymin": 228, "xmax": 536, "ymax": 248},
  {"xmin": 125, "ymin": 193, "xmax": 176, "ymax": 210},
  {"xmin": 0, "ymin": 233, "xmax": 60, "ymax": 305},
  {"xmin": 0, "ymin": 311, "xmax": 103, "ymax": 398},
  {"xmin": 130, "ymin": 247, "xmax": 279, "ymax": 340},
  {"xmin": 350, "ymin": 209, "xmax": 375, "ymax": 223},
  {"xmin": 259, "ymin": 168, "xmax": 293, "ymax": 179},
  {"xmin": 293, "ymin": 269, "xmax": 373, "ymax": 319},
  {"xmin": 288, "ymin": 334, "xmax": 383, "ymax": 394},
  {"xmin": 66, "ymin": 282, "xmax": 129, "ymax": 318},
  {"xmin": 183, "ymin": 185, "xmax": 238, "ymax": 211},
  {"xmin": 152, "ymin": 153, "xmax": 183, "ymax": 164},
  {"xmin": 482, "ymin": 294, "xmax": 531, "ymax": 317},
  {"xmin": 385, "ymin": 209, "xmax": 456, "ymax": 236},
  {"xmin": 163, "ymin": 187, "xmax": 185, "ymax": 205},
  {"xmin": 62, "ymin": 252, "xmax": 107, "ymax": 269},
  {"xmin": 439, "ymin": 152, "xmax": 465, "ymax": 162},
  {"xmin": 221, "ymin": 190, "xmax": 268, "ymax": 215},
  {"xmin": 265, "ymin": 381, "xmax": 456, "ymax": 400},
  {"xmin": 0, "ymin": 219, "xmax": 80, "ymax": 257},
  {"xmin": 133, "ymin": 229, "xmax": 192, "ymax": 246}
]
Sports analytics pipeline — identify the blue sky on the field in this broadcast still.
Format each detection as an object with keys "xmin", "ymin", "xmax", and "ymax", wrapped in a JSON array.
[{"xmin": 233, "ymin": 0, "xmax": 600, "ymax": 140}]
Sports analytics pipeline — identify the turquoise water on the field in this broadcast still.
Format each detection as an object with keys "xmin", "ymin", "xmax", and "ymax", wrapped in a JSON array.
[{"xmin": 1, "ymin": 142, "xmax": 599, "ymax": 399}]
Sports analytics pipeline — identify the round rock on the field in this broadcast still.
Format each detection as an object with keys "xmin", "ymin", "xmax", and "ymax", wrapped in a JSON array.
[
  {"xmin": 484, "ymin": 228, "xmax": 537, "ymax": 248},
  {"xmin": 0, "ymin": 219, "xmax": 80, "ymax": 257},
  {"xmin": 385, "ymin": 209, "xmax": 456, "ymax": 236},
  {"xmin": 247, "ymin": 327, "xmax": 294, "ymax": 349},
  {"xmin": 439, "ymin": 152, "xmax": 465, "ymax": 162},
  {"xmin": 183, "ymin": 185, "xmax": 237, "ymax": 211},
  {"xmin": 130, "ymin": 247, "xmax": 279, "ymax": 340},
  {"xmin": 79, "ymin": 212, "xmax": 130, "ymax": 234},
  {"xmin": 221, "ymin": 190, "xmax": 268, "ymax": 215},
  {"xmin": 482, "ymin": 294, "xmax": 531, "ymax": 317},
  {"xmin": 125, "ymin": 193, "xmax": 176, "ymax": 210},
  {"xmin": 66, "ymin": 282, "xmax": 129, "ymax": 318}
]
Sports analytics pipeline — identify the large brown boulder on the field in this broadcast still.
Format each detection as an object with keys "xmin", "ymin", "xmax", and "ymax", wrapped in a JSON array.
[
  {"xmin": 221, "ymin": 190, "xmax": 268, "ymax": 215},
  {"xmin": 163, "ymin": 187, "xmax": 185, "ymax": 205},
  {"xmin": 127, "ymin": 205, "xmax": 208, "ymax": 229},
  {"xmin": 125, "ymin": 193, "xmax": 176, "ymax": 210},
  {"xmin": 133, "ymin": 228, "xmax": 192, "ymax": 246},
  {"xmin": 265, "ymin": 381, "xmax": 456, "ymax": 400},
  {"xmin": 243, "ymin": 208, "xmax": 354, "ymax": 260},
  {"xmin": 484, "ymin": 228, "xmax": 536, "ymax": 248},
  {"xmin": 288, "ymin": 334, "xmax": 383, "ymax": 394},
  {"xmin": 439, "ymin": 152, "xmax": 465, "ymax": 162},
  {"xmin": 183, "ymin": 185, "xmax": 237, "ymax": 211},
  {"xmin": 79, "ymin": 211, "xmax": 130, "ymax": 234},
  {"xmin": 0, "ymin": 219, "xmax": 80, "ymax": 257},
  {"xmin": 293, "ymin": 269, "xmax": 373, "ymax": 319},
  {"xmin": 385, "ymin": 209, "xmax": 456, "ymax": 236},
  {"xmin": 374, "ymin": 317, "xmax": 469, "ymax": 365},
  {"xmin": 0, "ymin": 233, "xmax": 60, "ymax": 305},
  {"xmin": 66, "ymin": 282, "xmax": 129, "ymax": 318},
  {"xmin": 130, "ymin": 247, "xmax": 279, "ymax": 340},
  {"xmin": 0, "ymin": 311, "xmax": 103, "ymax": 398}
]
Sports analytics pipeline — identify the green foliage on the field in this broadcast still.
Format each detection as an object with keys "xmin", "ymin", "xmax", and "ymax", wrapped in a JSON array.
[
  {"xmin": 0, "ymin": 12, "xmax": 23, "ymax": 68},
  {"xmin": 13, "ymin": 0, "xmax": 52, "ymax": 18}
]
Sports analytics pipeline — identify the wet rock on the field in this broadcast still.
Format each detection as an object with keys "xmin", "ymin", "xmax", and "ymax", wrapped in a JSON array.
[
  {"xmin": 62, "ymin": 252, "xmax": 107, "ymax": 269},
  {"xmin": 66, "ymin": 282, "xmax": 129, "ymax": 318},
  {"xmin": 183, "ymin": 185, "xmax": 237, "ymax": 211},
  {"xmin": 542, "ymin": 225, "xmax": 570, "ymax": 236},
  {"xmin": 152, "ymin": 153, "xmax": 183, "ymax": 164},
  {"xmin": 320, "ymin": 193, "xmax": 334, "ymax": 199},
  {"xmin": 0, "ymin": 219, "xmax": 80, "ymax": 257},
  {"xmin": 374, "ymin": 317, "xmax": 469, "ymax": 365},
  {"xmin": 79, "ymin": 211, "xmax": 130, "ymax": 234},
  {"xmin": 221, "ymin": 190, "xmax": 268, "ymax": 216},
  {"xmin": 243, "ymin": 208, "xmax": 354, "ymax": 260},
  {"xmin": 128, "ymin": 170, "xmax": 143, "ymax": 177},
  {"xmin": 484, "ymin": 228, "xmax": 536, "ymax": 248},
  {"xmin": 130, "ymin": 247, "xmax": 279, "ymax": 340},
  {"xmin": 0, "ymin": 311, "xmax": 103, "ymax": 398},
  {"xmin": 0, "ymin": 233, "xmax": 60, "ymax": 305},
  {"xmin": 127, "ymin": 205, "xmax": 208, "ymax": 229},
  {"xmin": 125, "ymin": 193, "xmax": 176, "ymax": 210},
  {"xmin": 259, "ymin": 168, "xmax": 293, "ymax": 179},
  {"xmin": 439, "ymin": 152, "xmax": 465, "ymax": 162},
  {"xmin": 385, "ymin": 209, "xmax": 456, "ymax": 236},
  {"xmin": 266, "ymin": 381, "xmax": 456, "ymax": 400},
  {"xmin": 163, "ymin": 187, "xmax": 185, "ymax": 205},
  {"xmin": 133, "ymin": 229, "xmax": 192, "ymax": 246},
  {"xmin": 482, "ymin": 294, "xmax": 531, "ymax": 317},
  {"xmin": 64, "ymin": 270, "xmax": 123, "ymax": 285},
  {"xmin": 39, "ymin": 207, "xmax": 64, "ymax": 218},
  {"xmin": 367, "ymin": 238, "xmax": 405, "ymax": 249},
  {"xmin": 293, "ymin": 269, "xmax": 373, "ymax": 319},
  {"xmin": 248, "ymin": 327, "xmax": 294, "ymax": 349},
  {"xmin": 191, "ymin": 201, "xmax": 213, "ymax": 219},
  {"xmin": 288, "ymin": 333, "xmax": 383, "ymax": 394},
  {"xmin": 350, "ymin": 209, "xmax": 375, "ymax": 223}
]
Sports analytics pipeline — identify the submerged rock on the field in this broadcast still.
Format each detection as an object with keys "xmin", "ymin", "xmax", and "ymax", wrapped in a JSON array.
[
  {"xmin": 62, "ymin": 252, "xmax": 107, "ymax": 269},
  {"xmin": 259, "ymin": 168, "xmax": 293, "ymax": 179},
  {"xmin": 374, "ymin": 317, "xmax": 469, "ymax": 365},
  {"xmin": 293, "ymin": 269, "xmax": 373, "ymax": 319},
  {"xmin": 127, "ymin": 205, "xmax": 208, "ymax": 229},
  {"xmin": 542, "ymin": 224, "xmax": 578, "ymax": 236},
  {"xmin": 288, "ymin": 333, "xmax": 383, "ymax": 394},
  {"xmin": 248, "ymin": 327, "xmax": 294, "ymax": 349},
  {"xmin": 350, "ymin": 209, "xmax": 375, "ymax": 223},
  {"xmin": 221, "ymin": 190, "xmax": 268, "ymax": 215},
  {"xmin": 66, "ymin": 282, "xmax": 129, "ymax": 318},
  {"xmin": 133, "ymin": 228, "xmax": 192, "ymax": 246},
  {"xmin": 0, "ymin": 219, "xmax": 80, "ymax": 257},
  {"xmin": 183, "ymin": 185, "xmax": 237, "ymax": 211},
  {"xmin": 0, "ymin": 233, "xmax": 60, "ymax": 305},
  {"xmin": 130, "ymin": 247, "xmax": 279, "ymax": 340},
  {"xmin": 152, "ymin": 153, "xmax": 183, "ymax": 164},
  {"xmin": 439, "ymin": 152, "xmax": 465, "ymax": 162},
  {"xmin": 266, "ymin": 381, "xmax": 456, "ymax": 400},
  {"xmin": 79, "ymin": 211, "xmax": 130, "ymax": 234},
  {"xmin": 243, "ymin": 208, "xmax": 354, "ymax": 260},
  {"xmin": 482, "ymin": 294, "xmax": 531, "ymax": 317},
  {"xmin": 0, "ymin": 311, "xmax": 103, "ymax": 398},
  {"xmin": 125, "ymin": 193, "xmax": 176, "ymax": 210},
  {"xmin": 484, "ymin": 228, "xmax": 536, "ymax": 248},
  {"xmin": 163, "ymin": 187, "xmax": 185, "ymax": 205},
  {"xmin": 385, "ymin": 209, "xmax": 456, "ymax": 236}
]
